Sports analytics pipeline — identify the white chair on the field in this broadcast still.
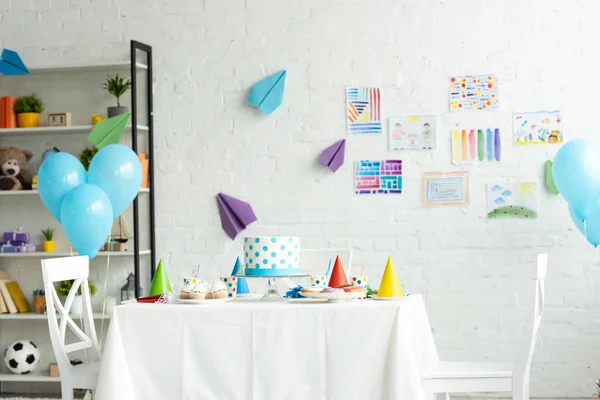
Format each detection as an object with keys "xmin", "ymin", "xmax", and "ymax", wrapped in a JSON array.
[
  {"xmin": 282, "ymin": 247, "xmax": 353, "ymax": 288},
  {"xmin": 422, "ymin": 253, "xmax": 547, "ymax": 400},
  {"xmin": 41, "ymin": 256, "xmax": 101, "ymax": 400}
]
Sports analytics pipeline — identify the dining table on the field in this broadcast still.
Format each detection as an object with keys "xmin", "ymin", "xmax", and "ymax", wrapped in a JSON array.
[{"xmin": 95, "ymin": 295, "xmax": 439, "ymax": 400}]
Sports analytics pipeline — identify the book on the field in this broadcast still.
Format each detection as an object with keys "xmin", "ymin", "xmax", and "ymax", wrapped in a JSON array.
[
  {"xmin": 0, "ymin": 97, "xmax": 17, "ymax": 128},
  {"xmin": 0, "ymin": 270, "xmax": 8, "ymax": 280},
  {"xmin": 5, "ymin": 282, "xmax": 31, "ymax": 313},
  {"xmin": 0, "ymin": 280, "xmax": 18, "ymax": 314},
  {"xmin": 0, "ymin": 288, "xmax": 7, "ymax": 313}
]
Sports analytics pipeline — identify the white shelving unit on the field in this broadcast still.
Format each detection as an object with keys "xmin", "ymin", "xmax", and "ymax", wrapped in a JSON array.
[{"xmin": 0, "ymin": 44, "xmax": 155, "ymax": 394}]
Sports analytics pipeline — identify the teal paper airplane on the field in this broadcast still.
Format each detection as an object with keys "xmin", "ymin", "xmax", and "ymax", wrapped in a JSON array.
[
  {"xmin": 247, "ymin": 70, "xmax": 286, "ymax": 115},
  {"xmin": 87, "ymin": 112, "xmax": 131, "ymax": 149},
  {"xmin": 0, "ymin": 49, "xmax": 29, "ymax": 76}
]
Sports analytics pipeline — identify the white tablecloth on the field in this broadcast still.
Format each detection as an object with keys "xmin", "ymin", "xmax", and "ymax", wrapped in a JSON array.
[{"xmin": 95, "ymin": 295, "xmax": 438, "ymax": 400}]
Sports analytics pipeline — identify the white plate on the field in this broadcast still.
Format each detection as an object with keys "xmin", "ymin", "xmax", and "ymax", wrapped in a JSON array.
[
  {"xmin": 371, "ymin": 296, "xmax": 405, "ymax": 301},
  {"xmin": 285, "ymin": 298, "xmax": 328, "ymax": 303},
  {"xmin": 236, "ymin": 293, "xmax": 260, "ymax": 298},
  {"xmin": 302, "ymin": 291, "xmax": 366, "ymax": 301},
  {"xmin": 177, "ymin": 297, "xmax": 232, "ymax": 305}
]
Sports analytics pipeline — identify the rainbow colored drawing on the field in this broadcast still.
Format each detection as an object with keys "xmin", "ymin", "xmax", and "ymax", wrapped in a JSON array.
[
  {"xmin": 449, "ymin": 74, "xmax": 498, "ymax": 111},
  {"xmin": 355, "ymin": 160, "xmax": 402, "ymax": 195},
  {"xmin": 422, "ymin": 172, "xmax": 469, "ymax": 206},
  {"xmin": 347, "ymin": 88, "xmax": 381, "ymax": 134},
  {"xmin": 452, "ymin": 128, "xmax": 501, "ymax": 164}
]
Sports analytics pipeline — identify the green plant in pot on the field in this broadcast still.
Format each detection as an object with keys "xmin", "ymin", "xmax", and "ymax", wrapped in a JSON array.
[
  {"xmin": 79, "ymin": 146, "xmax": 98, "ymax": 171},
  {"xmin": 56, "ymin": 279, "xmax": 98, "ymax": 315},
  {"xmin": 41, "ymin": 228, "xmax": 55, "ymax": 252},
  {"xmin": 103, "ymin": 74, "xmax": 131, "ymax": 118},
  {"xmin": 14, "ymin": 93, "xmax": 44, "ymax": 128}
]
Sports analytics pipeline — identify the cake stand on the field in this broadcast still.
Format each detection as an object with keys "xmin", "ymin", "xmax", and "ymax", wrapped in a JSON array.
[{"xmin": 236, "ymin": 274, "xmax": 308, "ymax": 302}]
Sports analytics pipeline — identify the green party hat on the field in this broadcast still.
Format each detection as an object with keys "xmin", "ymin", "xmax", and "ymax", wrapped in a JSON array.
[{"xmin": 148, "ymin": 259, "xmax": 172, "ymax": 296}]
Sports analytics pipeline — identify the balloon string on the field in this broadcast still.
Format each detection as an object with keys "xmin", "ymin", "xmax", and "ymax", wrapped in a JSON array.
[{"xmin": 99, "ymin": 232, "xmax": 111, "ymax": 353}]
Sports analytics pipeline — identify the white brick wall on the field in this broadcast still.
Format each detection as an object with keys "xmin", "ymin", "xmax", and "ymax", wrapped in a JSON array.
[{"xmin": 2, "ymin": 0, "xmax": 600, "ymax": 397}]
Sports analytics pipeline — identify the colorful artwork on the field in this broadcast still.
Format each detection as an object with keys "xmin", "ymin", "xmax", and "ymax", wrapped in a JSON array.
[
  {"xmin": 389, "ymin": 115, "xmax": 437, "ymax": 151},
  {"xmin": 422, "ymin": 172, "xmax": 469, "ymax": 206},
  {"xmin": 452, "ymin": 128, "xmax": 501, "ymax": 164},
  {"xmin": 513, "ymin": 111, "xmax": 563, "ymax": 145},
  {"xmin": 449, "ymin": 74, "xmax": 498, "ymax": 111},
  {"xmin": 355, "ymin": 160, "xmax": 402, "ymax": 195},
  {"xmin": 347, "ymin": 88, "xmax": 381, "ymax": 134},
  {"xmin": 487, "ymin": 182, "xmax": 538, "ymax": 219}
]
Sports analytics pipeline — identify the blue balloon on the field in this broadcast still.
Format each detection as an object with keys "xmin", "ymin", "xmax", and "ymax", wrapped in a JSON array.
[
  {"xmin": 569, "ymin": 205, "xmax": 600, "ymax": 247},
  {"xmin": 60, "ymin": 184, "xmax": 113, "ymax": 259},
  {"xmin": 38, "ymin": 152, "xmax": 87, "ymax": 222},
  {"xmin": 87, "ymin": 144, "xmax": 142, "ymax": 219},
  {"xmin": 553, "ymin": 139, "xmax": 600, "ymax": 220}
]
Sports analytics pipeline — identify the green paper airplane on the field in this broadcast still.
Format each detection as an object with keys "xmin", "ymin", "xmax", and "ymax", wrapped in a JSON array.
[
  {"xmin": 148, "ymin": 259, "xmax": 173, "ymax": 296},
  {"xmin": 545, "ymin": 160, "xmax": 559, "ymax": 195},
  {"xmin": 87, "ymin": 112, "xmax": 131, "ymax": 149}
]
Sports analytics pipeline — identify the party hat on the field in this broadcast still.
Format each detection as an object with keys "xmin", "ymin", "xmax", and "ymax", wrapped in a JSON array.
[
  {"xmin": 148, "ymin": 259, "xmax": 173, "ymax": 296},
  {"xmin": 377, "ymin": 257, "xmax": 404, "ymax": 297},
  {"xmin": 327, "ymin": 255, "xmax": 349, "ymax": 287},
  {"xmin": 231, "ymin": 256, "xmax": 250, "ymax": 295}
]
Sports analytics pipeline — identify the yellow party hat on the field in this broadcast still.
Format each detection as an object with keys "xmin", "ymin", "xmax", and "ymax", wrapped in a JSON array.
[{"xmin": 377, "ymin": 256, "xmax": 404, "ymax": 297}]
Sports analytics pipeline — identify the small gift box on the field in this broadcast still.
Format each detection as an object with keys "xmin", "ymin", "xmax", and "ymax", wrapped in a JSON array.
[
  {"xmin": 0, "ymin": 245, "xmax": 20, "ymax": 253},
  {"xmin": 5, "ymin": 240, "xmax": 26, "ymax": 247},
  {"xmin": 19, "ymin": 244, "xmax": 37, "ymax": 252},
  {"xmin": 3, "ymin": 231, "xmax": 30, "ymax": 243}
]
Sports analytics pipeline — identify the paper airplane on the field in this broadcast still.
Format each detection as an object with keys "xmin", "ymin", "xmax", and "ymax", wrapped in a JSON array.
[
  {"xmin": 319, "ymin": 139, "xmax": 346, "ymax": 172},
  {"xmin": 247, "ymin": 70, "xmax": 286, "ymax": 115},
  {"xmin": 0, "ymin": 49, "xmax": 29, "ymax": 76},
  {"xmin": 87, "ymin": 112, "xmax": 131, "ymax": 148},
  {"xmin": 545, "ymin": 160, "xmax": 559, "ymax": 195},
  {"xmin": 216, "ymin": 193, "xmax": 257, "ymax": 240},
  {"xmin": 231, "ymin": 256, "xmax": 250, "ymax": 294}
]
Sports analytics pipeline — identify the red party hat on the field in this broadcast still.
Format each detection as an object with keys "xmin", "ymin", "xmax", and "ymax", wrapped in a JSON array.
[{"xmin": 328, "ymin": 256, "xmax": 349, "ymax": 287}]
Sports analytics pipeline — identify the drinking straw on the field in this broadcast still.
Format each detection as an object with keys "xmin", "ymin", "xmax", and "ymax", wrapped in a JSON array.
[
  {"xmin": 325, "ymin": 259, "xmax": 332, "ymax": 276},
  {"xmin": 194, "ymin": 264, "xmax": 201, "ymax": 279}
]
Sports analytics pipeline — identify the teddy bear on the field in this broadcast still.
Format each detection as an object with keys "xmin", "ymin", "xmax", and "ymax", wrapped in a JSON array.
[{"xmin": 0, "ymin": 146, "xmax": 33, "ymax": 191}]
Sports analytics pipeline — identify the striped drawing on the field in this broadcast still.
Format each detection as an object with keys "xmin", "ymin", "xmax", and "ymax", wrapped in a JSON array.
[
  {"xmin": 449, "ymin": 74, "xmax": 499, "ymax": 111},
  {"xmin": 347, "ymin": 87, "xmax": 381, "ymax": 134},
  {"xmin": 355, "ymin": 160, "xmax": 402, "ymax": 195},
  {"xmin": 422, "ymin": 171, "xmax": 469, "ymax": 206},
  {"xmin": 452, "ymin": 128, "xmax": 501, "ymax": 164}
]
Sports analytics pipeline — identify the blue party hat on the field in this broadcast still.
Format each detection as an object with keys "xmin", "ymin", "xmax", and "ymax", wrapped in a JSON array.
[{"xmin": 231, "ymin": 256, "xmax": 250, "ymax": 295}]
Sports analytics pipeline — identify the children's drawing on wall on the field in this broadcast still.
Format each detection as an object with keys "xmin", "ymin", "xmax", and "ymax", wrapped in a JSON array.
[
  {"xmin": 452, "ymin": 127, "xmax": 501, "ymax": 164},
  {"xmin": 347, "ymin": 87, "xmax": 381, "ymax": 135},
  {"xmin": 449, "ymin": 74, "xmax": 499, "ymax": 111},
  {"xmin": 486, "ymin": 182, "xmax": 538, "ymax": 219},
  {"xmin": 389, "ymin": 115, "xmax": 437, "ymax": 151},
  {"xmin": 513, "ymin": 111, "xmax": 563, "ymax": 145},
  {"xmin": 355, "ymin": 160, "xmax": 402, "ymax": 195},
  {"xmin": 422, "ymin": 171, "xmax": 469, "ymax": 206}
]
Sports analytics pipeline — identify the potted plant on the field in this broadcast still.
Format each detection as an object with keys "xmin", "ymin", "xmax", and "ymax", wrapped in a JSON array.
[
  {"xmin": 56, "ymin": 279, "xmax": 98, "ymax": 315},
  {"xmin": 14, "ymin": 93, "xmax": 44, "ymax": 128},
  {"xmin": 103, "ymin": 74, "xmax": 131, "ymax": 117},
  {"xmin": 41, "ymin": 228, "xmax": 55, "ymax": 253},
  {"xmin": 79, "ymin": 146, "xmax": 98, "ymax": 170}
]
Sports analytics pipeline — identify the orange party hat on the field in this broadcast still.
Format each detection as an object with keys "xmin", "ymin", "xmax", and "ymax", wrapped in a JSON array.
[
  {"xmin": 377, "ymin": 257, "xmax": 404, "ymax": 297},
  {"xmin": 327, "ymin": 255, "xmax": 349, "ymax": 287}
]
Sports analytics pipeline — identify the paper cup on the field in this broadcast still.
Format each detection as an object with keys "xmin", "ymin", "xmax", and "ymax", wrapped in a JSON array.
[
  {"xmin": 310, "ymin": 274, "xmax": 328, "ymax": 287},
  {"xmin": 220, "ymin": 276, "xmax": 238, "ymax": 298},
  {"xmin": 350, "ymin": 276, "xmax": 368, "ymax": 288}
]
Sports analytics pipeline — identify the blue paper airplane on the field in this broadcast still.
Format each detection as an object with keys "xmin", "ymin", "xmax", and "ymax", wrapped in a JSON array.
[
  {"xmin": 230, "ymin": 256, "xmax": 250, "ymax": 295},
  {"xmin": 247, "ymin": 70, "xmax": 286, "ymax": 115},
  {"xmin": 0, "ymin": 49, "xmax": 29, "ymax": 76}
]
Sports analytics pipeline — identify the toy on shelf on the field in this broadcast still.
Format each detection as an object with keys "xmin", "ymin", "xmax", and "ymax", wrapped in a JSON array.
[
  {"xmin": 31, "ymin": 176, "xmax": 38, "ymax": 190},
  {"xmin": 41, "ymin": 228, "xmax": 55, "ymax": 253},
  {"xmin": 2, "ymin": 228, "xmax": 37, "ymax": 253},
  {"xmin": 0, "ymin": 146, "xmax": 34, "ymax": 191},
  {"xmin": 91, "ymin": 114, "xmax": 104, "ymax": 126},
  {"xmin": 101, "ymin": 216, "xmax": 131, "ymax": 252},
  {"xmin": 3, "ymin": 340, "xmax": 39, "ymax": 374}
]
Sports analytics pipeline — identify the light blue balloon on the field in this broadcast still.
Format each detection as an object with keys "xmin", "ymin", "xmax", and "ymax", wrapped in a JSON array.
[
  {"xmin": 569, "ymin": 205, "xmax": 600, "ymax": 247},
  {"xmin": 60, "ymin": 184, "xmax": 113, "ymax": 259},
  {"xmin": 87, "ymin": 144, "xmax": 142, "ymax": 219},
  {"xmin": 38, "ymin": 152, "xmax": 87, "ymax": 222},
  {"xmin": 553, "ymin": 139, "xmax": 600, "ymax": 221}
]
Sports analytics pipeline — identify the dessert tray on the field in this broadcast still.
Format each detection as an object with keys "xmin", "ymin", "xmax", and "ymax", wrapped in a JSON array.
[
  {"xmin": 285, "ymin": 298, "xmax": 328, "ymax": 304},
  {"xmin": 177, "ymin": 297, "xmax": 232, "ymax": 305},
  {"xmin": 301, "ymin": 291, "xmax": 366, "ymax": 302}
]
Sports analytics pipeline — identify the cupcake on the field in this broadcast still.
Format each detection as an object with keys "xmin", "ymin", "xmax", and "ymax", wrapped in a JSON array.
[
  {"xmin": 190, "ymin": 281, "xmax": 206, "ymax": 300},
  {"xmin": 208, "ymin": 281, "xmax": 228, "ymax": 299},
  {"xmin": 180, "ymin": 277, "xmax": 195, "ymax": 299}
]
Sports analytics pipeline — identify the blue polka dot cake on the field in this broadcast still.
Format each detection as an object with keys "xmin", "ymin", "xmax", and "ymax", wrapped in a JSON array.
[{"xmin": 243, "ymin": 237, "xmax": 300, "ymax": 276}]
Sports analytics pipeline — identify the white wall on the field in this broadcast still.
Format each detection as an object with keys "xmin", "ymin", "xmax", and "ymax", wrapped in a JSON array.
[{"xmin": 2, "ymin": 0, "xmax": 600, "ymax": 397}]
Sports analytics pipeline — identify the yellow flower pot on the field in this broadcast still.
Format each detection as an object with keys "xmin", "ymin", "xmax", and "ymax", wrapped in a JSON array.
[
  {"xmin": 17, "ymin": 113, "xmax": 40, "ymax": 128},
  {"xmin": 43, "ymin": 241, "xmax": 55, "ymax": 252}
]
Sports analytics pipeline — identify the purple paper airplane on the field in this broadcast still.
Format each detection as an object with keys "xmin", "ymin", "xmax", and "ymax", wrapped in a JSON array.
[
  {"xmin": 216, "ymin": 193, "xmax": 257, "ymax": 240},
  {"xmin": 318, "ymin": 139, "xmax": 346, "ymax": 172}
]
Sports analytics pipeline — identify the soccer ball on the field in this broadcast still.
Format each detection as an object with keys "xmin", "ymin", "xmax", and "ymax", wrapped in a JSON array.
[{"xmin": 3, "ymin": 340, "xmax": 39, "ymax": 374}]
